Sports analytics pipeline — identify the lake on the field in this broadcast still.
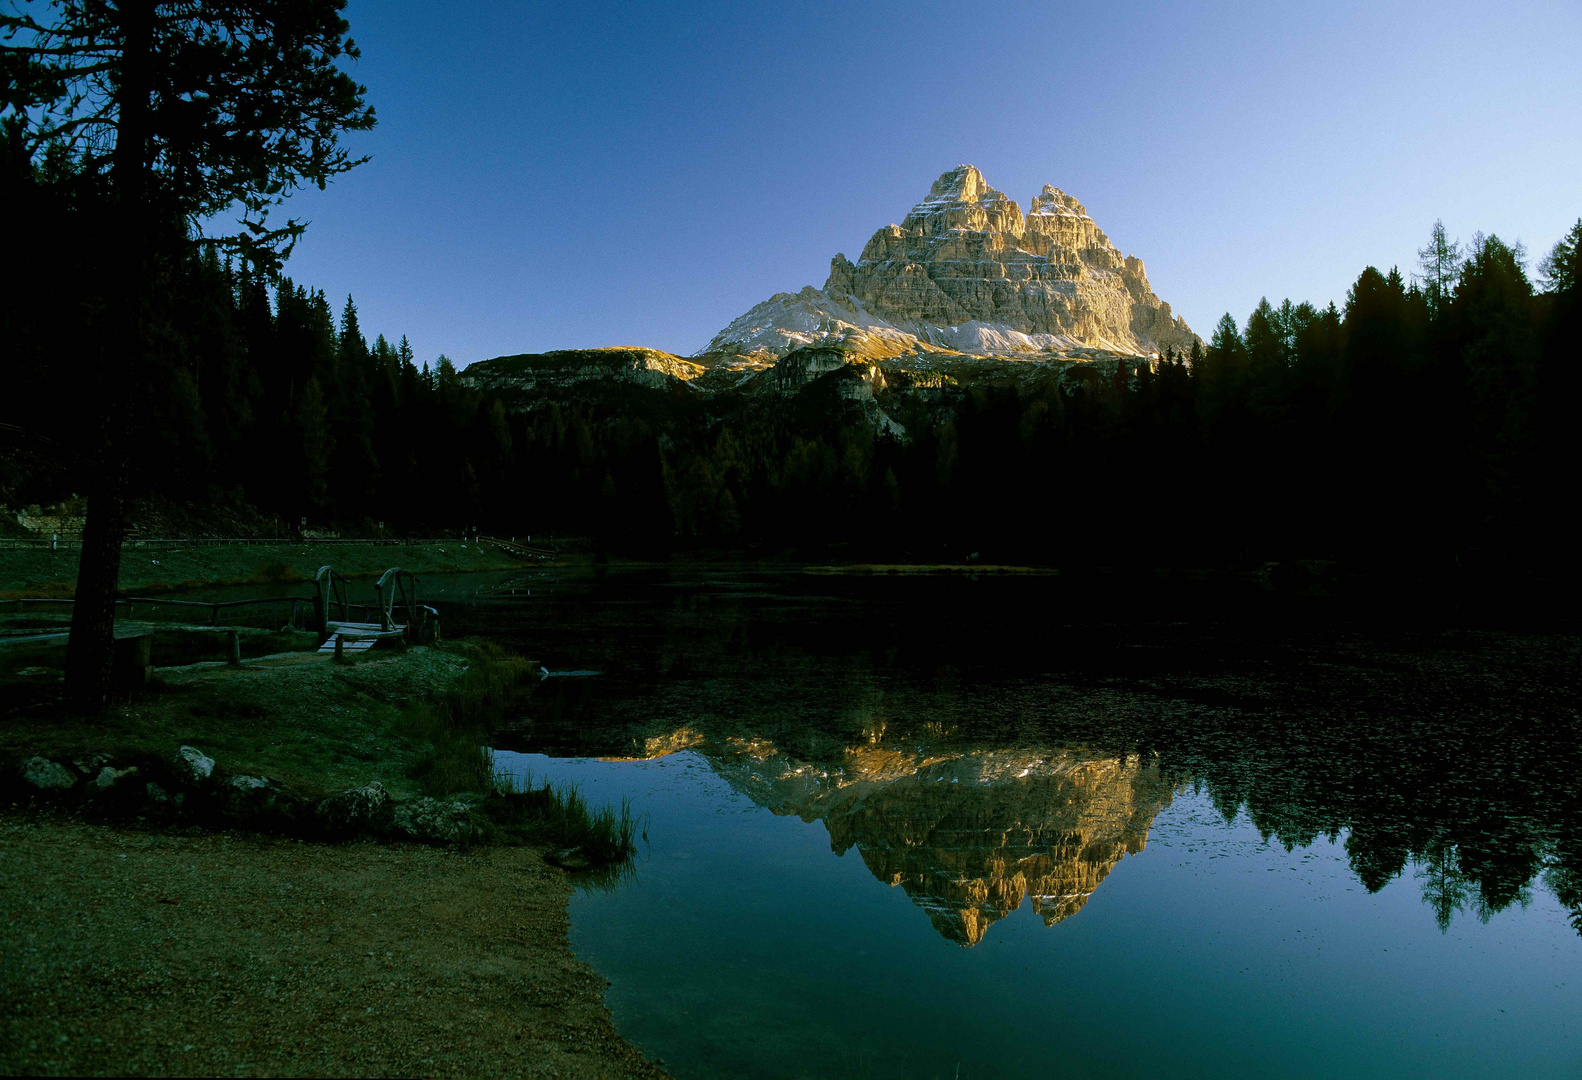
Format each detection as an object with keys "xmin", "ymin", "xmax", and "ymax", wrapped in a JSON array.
[{"xmin": 467, "ymin": 564, "xmax": 1579, "ymax": 1079}]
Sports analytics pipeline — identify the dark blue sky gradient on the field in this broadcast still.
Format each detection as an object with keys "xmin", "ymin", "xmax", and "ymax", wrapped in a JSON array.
[{"xmin": 272, "ymin": 0, "xmax": 1582, "ymax": 366}]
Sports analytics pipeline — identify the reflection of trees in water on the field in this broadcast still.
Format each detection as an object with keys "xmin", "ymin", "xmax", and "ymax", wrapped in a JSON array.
[
  {"xmin": 704, "ymin": 718, "xmax": 1582, "ymax": 942},
  {"xmin": 1416, "ymin": 842, "xmax": 1474, "ymax": 933},
  {"xmin": 1545, "ymin": 860, "xmax": 1582, "ymax": 936},
  {"xmin": 1152, "ymin": 690, "xmax": 1581, "ymax": 935},
  {"xmin": 523, "ymin": 691, "xmax": 1582, "ymax": 937},
  {"xmin": 488, "ymin": 573, "xmax": 1582, "ymax": 935}
]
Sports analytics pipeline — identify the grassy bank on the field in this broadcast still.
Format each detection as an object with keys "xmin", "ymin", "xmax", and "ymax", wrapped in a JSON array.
[
  {"xmin": 0, "ymin": 539, "xmax": 532, "ymax": 598},
  {"xmin": 1, "ymin": 642, "xmax": 637, "ymax": 863},
  {"xmin": 2, "ymin": 645, "xmax": 483, "ymax": 797}
]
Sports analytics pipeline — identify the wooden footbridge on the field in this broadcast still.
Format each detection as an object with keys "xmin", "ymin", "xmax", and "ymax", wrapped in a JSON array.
[{"xmin": 313, "ymin": 566, "xmax": 438, "ymax": 654}]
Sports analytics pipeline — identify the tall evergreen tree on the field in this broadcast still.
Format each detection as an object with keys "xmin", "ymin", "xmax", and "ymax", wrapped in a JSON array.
[
  {"xmin": 1451, "ymin": 234, "xmax": 1538, "ymax": 529},
  {"xmin": 296, "ymin": 376, "xmax": 333, "ymax": 518},
  {"xmin": 331, "ymin": 294, "xmax": 378, "ymax": 515},
  {"xmin": 1539, "ymin": 219, "xmax": 1582, "ymax": 295},
  {"xmin": 1196, "ymin": 313, "xmax": 1246, "ymax": 427},
  {"xmin": 1208, "ymin": 314, "xmax": 1245, "ymax": 369},
  {"xmin": 1244, "ymin": 297, "xmax": 1291, "ymax": 398},
  {"xmin": 2, "ymin": 0, "xmax": 375, "ymax": 712},
  {"xmin": 1417, "ymin": 219, "xmax": 1463, "ymax": 320}
]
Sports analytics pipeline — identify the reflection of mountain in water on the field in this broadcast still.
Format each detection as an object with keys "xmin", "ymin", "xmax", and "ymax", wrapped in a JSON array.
[{"xmin": 707, "ymin": 740, "xmax": 1178, "ymax": 945}]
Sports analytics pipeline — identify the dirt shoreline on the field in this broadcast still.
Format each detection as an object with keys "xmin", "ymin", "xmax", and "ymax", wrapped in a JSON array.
[{"xmin": 0, "ymin": 814, "xmax": 667, "ymax": 1078}]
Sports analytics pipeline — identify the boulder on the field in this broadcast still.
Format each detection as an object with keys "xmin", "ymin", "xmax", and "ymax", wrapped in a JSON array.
[
  {"xmin": 172, "ymin": 746, "xmax": 215, "ymax": 784},
  {"xmin": 544, "ymin": 847, "xmax": 592, "ymax": 871},
  {"xmin": 219, "ymin": 774, "xmax": 281, "ymax": 817},
  {"xmin": 22, "ymin": 757, "xmax": 76, "ymax": 791},
  {"xmin": 389, "ymin": 797, "xmax": 486, "ymax": 845},
  {"xmin": 315, "ymin": 781, "xmax": 393, "ymax": 835},
  {"xmin": 71, "ymin": 754, "xmax": 112, "ymax": 776},
  {"xmin": 145, "ymin": 782, "xmax": 170, "ymax": 803},
  {"xmin": 93, "ymin": 765, "xmax": 139, "ymax": 790}
]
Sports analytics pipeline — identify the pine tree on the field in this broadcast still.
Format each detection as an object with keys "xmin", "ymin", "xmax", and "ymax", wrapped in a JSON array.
[
  {"xmin": 1206, "ymin": 313, "xmax": 1246, "ymax": 380},
  {"xmin": 1539, "ymin": 219, "xmax": 1582, "ymax": 295},
  {"xmin": 1417, "ymin": 842, "xmax": 1470, "ymax": 933},
  {"xmin": 338, "ymin": 296, "xmax": 366, "ymax": 366},
  {"xmin": 436, "ymin": 355, "xmax": 459, "ymax": 392},
  {"xmin": 297, "ymin": 377, "xmax": 334, "ymax": 519},
  {"xmin": 3, "ymin": 0, "xmax": 374, "ymax": 711},
  {"xmin": 1452, "ymin": 233, "xmax": 1538, "ymax": 526},
  {"xmin": 1245, "ymin": 297, "xmax": 1288, "ymax": 376},
  {"xmin": 1535, "ymin": 219, "xmax": 1582, "ymax": 511},
  {"xmin": 1417, "ymin": 220, "xmax": 1463, "ymax": 320},
  {"xmin": 332, "ymin": 295, "xmax": 378, "ymax": 515}
]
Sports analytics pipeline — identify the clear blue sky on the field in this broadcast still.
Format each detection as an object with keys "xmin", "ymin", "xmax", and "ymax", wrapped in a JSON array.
[{"xmin": 274, "ymin": 0, "xmax": 1582, "ymax": 366}]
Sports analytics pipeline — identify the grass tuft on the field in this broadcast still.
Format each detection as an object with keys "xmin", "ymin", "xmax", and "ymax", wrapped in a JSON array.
[
  {"xmin": 439, "ymin": 643, "xmax": 538, "ymax": 729},
  {"xmin": 486, "ymin": 761, "xmax": 639, "ymax": 867},
  {"xmin": 403, "ymin": 641, "xmax": 539, "ymax": 796}
]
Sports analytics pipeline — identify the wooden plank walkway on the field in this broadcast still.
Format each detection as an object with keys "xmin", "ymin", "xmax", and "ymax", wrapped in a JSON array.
[{"xmin": 316, "ymin": 621, "xmax": 405, "ymax": 655}]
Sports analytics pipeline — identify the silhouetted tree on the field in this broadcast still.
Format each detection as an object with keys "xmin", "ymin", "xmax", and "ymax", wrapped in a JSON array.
[
  {"xmin": 2, "ymin": 0, "xmax": 375, "ymax": 712},
  {"xmin": 1417, "ymin": 219, "xmax": 1463, "ymax": 320},
  {"xmin": 1449, "ymin": 234, "xmax": 1538, "ymax": 534}
]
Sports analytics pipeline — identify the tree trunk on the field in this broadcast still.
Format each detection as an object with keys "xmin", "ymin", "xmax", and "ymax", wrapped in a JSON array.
[
  {"xmin": 63, "ymin": 0, "xmax": 153, "ymax": 715},
  {"xmin": 63, "ymin": 457, "xmax": 129, "ymax": 713}
]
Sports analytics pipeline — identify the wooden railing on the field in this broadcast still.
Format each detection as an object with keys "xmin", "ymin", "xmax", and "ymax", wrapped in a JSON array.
[
  {"xmin": 318, "ymin": 565, "xmax": 438, "ymax": 642},
  {"xmin": 1, "ymin": 594, "xmax": 317, "ymax": 629},
  {"xmin": 480, "ymin": 535, "xmax": 559, "ymax": 557}
]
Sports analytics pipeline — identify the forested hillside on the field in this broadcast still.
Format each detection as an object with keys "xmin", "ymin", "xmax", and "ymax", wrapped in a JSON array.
[{"xmin": 5, "ymin": 167, "xmax": 1578, "ymax": 568}]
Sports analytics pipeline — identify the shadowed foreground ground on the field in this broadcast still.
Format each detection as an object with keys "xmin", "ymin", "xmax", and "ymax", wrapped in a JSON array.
[{"xmin": 0, "ymin": 817, "xmax": 666, "ymax": 1078}]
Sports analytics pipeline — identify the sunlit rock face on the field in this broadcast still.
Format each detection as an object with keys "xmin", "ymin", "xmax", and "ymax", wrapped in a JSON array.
[
  {"xmin": 707, "ymin": 739, "xmax": 1178, "ymax": 946},
  {"xmin": 461, "ymin": 347, "xmax": 706, "ymax": 394},
  {"xmin": 705, "ymin": 165, "xmax": 1197, "ymax": 362}
]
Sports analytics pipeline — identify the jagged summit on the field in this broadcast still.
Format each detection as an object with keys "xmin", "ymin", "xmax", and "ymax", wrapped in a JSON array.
[{"xmin": 705, "ymin": 165, "xmax": 1197, "ymax": 361}]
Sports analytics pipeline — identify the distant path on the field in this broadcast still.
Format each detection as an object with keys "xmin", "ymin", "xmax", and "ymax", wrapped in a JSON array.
[{"xmin": 0, "ymin": 535, "xmax": 557, "ymax": 556}]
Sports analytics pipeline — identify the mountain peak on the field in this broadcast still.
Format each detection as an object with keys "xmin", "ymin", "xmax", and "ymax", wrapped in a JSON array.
[
  {"xmin": 926, "ymin": 164, "xmax": 991, "ymax": 202},
  {"xmin": 704, "ymin": 165, "xmax": 1197, "ymax": 361},
  {"xmin": 1030, "ymin": 184, "xmax": 1088, "ymax": 218}
]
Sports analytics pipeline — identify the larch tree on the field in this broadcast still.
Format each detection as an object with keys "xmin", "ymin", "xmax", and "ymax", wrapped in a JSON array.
[
  {"xmin": 0, "ymin": 0, "xmax": 375, "ymax": 713},
  {"xmin": 1417, "ymin": 219, "xmax": 1463, "ymax": 320}
]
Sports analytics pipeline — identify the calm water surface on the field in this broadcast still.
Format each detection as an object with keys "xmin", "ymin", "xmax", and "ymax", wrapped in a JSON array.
[{"xmin": 469, "ymin": 566, "xmax": 1579, "ymax": 1079}]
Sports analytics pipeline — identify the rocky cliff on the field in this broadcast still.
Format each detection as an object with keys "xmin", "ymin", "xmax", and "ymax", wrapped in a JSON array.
[
  {"xmin": 705, "ymin": 165, "xmax": 1197, "ymax": 362},
  {"xmin": 461, "ymin": 347, "xmax": 706, "ymax": 394}
]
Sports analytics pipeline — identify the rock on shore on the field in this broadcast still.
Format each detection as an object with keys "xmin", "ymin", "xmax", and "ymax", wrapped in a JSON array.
[{"xmin": 10, "ymin": 747, "xmax": 488, "ymax": 846}]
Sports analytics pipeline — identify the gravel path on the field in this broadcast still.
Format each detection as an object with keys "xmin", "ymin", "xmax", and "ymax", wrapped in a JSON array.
[{"xmin": 0, "ymin": 815, "xmax": 668, "ymax": 1078}]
